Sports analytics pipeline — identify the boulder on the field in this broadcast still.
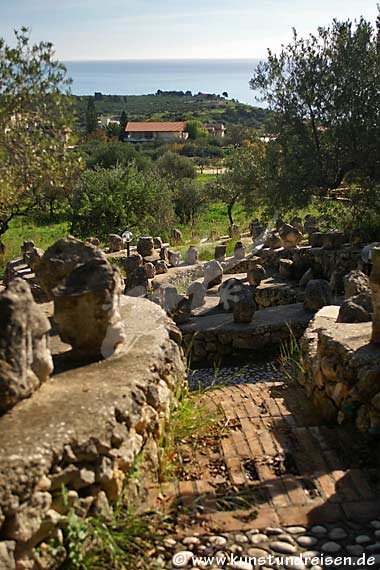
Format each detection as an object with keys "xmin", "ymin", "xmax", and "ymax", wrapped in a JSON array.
[
  {"xmin": 299, "ymin": 268, "xmax": 314, "ymax": 288},
  {"xmin": 247, "ymin": 259, "xmax": 266, "ymax": 287},
  {"xmin": 303, "ymin": 279, "xmax": 333, "ymax": 312},
  {"xmin": 279, "ymin": 224, "xmax": 303, "ymax": 248},
  {"xmin": 234, "ymin": 241, "xmax": 246, "ymax": 260},
  {"xmin": 214, "ymin": 244, "xmax": 227, "ymax": 262},
  {"xmin": 0, "ymin": 279, "xmax": 53, "ymax": 414},
  {"xmin": 35, "ymin": 237, "xmax": 107, "ymax": 300},
  {"xmin": 52, "ymin": 258, "xmax": 126, "ymax": 358},
  {"xmin": 309, "ymin": 232, "xmax": 324, "ymax": 247},
  {"xmin": 23, "ymin": 246, "xmax": 44, "ymax": 273},
  {"xmin": 137, "ymin": 236, "xmax": 154, "ymax": 258},
  {"xmin": 185, "ymin": 246, "xmax": 199, "ymax": 265},
  {"xmin": 159, "ymin": 246, "xmax": 169, "ymax": 264},
  {"xmin": 171, "ymin": 228, "xmax": 183, "ymax": 244},
  {"xmin": 233, "ymin": 287, "xmax": 256, "ymax": 323},
  {"xmin": 264, "ymin": 232, "xmax": 283, "ymax": 250},
  {"xmin": 187, "ymin": 281, "xmax": 206, "ymax": 310},
  {"xmin": 338, "ymin": 292, "xmax": 372, "ymax": 323},
  {"xmin": 279, "ymin": 258, "xmax": 294, "ymax": 280},
  {"xmin": 344, "ymin": 270, "xmax": 370, "ymax": 300},
  {"xmin": 168, "ymin": 250, "xmax": 181, "ymax": 267},
  {"xmin": 157, "ymin": 284, "xmax": 184, "ymax": 315},
  {"xmin": 108, "ymin": 234, "xmax": 124, "ymax": 253},
  {"xmin": 144, "ymin": 262, "xmax": 156, "ymax": 279},
  {"xmin": 203, "ymin": 260, "xmax": 223, "ymax": 289},
  {"xmin": 85, "ymin": 237, "xmax": 100, "ymax": 247},
  {"xmin": 218, "ymin": 278, "xmax": 245, "ymax": 311},
  {"xmin": 323, "ymin": 231, "xmax": 344, "ymax": 250}
]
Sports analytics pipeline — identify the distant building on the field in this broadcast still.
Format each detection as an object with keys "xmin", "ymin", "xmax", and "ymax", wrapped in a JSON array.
[
  {"xmin": 125, "ymin": 121, "xmax": 189, "ymax": 142},
  {"xmin": 203, "ymin": 123, "xmax": 226, "ymax": 138}
]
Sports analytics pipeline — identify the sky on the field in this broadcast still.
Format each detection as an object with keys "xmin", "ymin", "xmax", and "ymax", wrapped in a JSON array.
[{"xmin": 0, "ymin": 0, "xmax": 379, "ymax": 61}]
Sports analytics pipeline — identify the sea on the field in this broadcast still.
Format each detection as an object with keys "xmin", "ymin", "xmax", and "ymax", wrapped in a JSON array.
[{"xmin": 64, "ymin": 59, "xmax": 263, "ymax": 106}]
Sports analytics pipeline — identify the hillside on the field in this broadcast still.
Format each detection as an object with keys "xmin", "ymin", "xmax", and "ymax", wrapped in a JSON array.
[{"xmin": 74, "ymin": 92, "xmax": 269, "ymax": 130}]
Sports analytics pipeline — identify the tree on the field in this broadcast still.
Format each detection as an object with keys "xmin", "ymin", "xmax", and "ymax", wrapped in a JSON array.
[
  {"xmin": 70, "ymin": 165, "xmax": 174, "ymax": 239},
  {"xmin": 119, "ymin": 110, "xmax": 128, "ymax": 141},
  {"xmin": 156, "ymin": 151, "xmax": 196, "ymax": 182},
  {"xmin": 174, "ymin": 179, "xmax": 206, "ymax": 226},
  {"xmin": 206, "ymin": 144, "xmax": 266, "ymax": 225},
  {"xmin": 0, "ymin": 28, "xmax": 81, "ymax": 236},
  {"xmin": 250, "ymin": 14, "xmax": 380, "ymax": 207},
  {"xmin": 185, "ymin": 120, "xmax": 207, "ymax": 140},
  {"xmin": 82, "ymin": 140, "xmax": 151, "ymax": 171},
  {"xmin": 85, "ymin": 96, "xmax": 98, "ymax": 134},
  {"xmin": 222, "ymin": 91, "xmax": 229, "ymax": 98}
]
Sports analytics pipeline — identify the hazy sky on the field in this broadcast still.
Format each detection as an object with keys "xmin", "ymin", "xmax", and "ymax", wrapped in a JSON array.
[{"xmin": 1, "ymin": 0, "xmax": 378, "ymax": 60}]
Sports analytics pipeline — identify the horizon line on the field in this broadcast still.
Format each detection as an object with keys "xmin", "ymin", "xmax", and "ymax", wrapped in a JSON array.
[{"xmin": 62, "ymin": 57, "xmax": 265, "ymax": 63}]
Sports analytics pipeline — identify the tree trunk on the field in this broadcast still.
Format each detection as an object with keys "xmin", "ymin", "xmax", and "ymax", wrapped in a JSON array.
[{"xmin": 227, "ymin": 202, "xmax": 234, "ymax": 226}]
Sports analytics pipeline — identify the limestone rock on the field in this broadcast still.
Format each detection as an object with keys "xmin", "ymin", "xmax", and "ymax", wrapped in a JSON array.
[
  {"xmin": 85, "ymin": 237, "xmax": 100, "ymax": 247},
  {"xmin": 121, "ymin": 252, "xmax": 143, "ymax": 274},
  {"xmin": 52, "ymin": 258, "xmax": 126, "ymax": 358},
  {"xmin": 204, "ymin": 260, "xmax": 223, "ymax": 289},
  {"xmin": 137, "ymin": 236, "xmax": 154, "ymax": 258},
  {"xmin": 108, "ymin": 233, "xmax": 124, "ymax": 253},
  {"xmin": 155, "ymin": 260, "xmax": 168, "ymax": 275},
  {"xmin": 279, "ymin": 224, "xmax": 303, "ymax": 248},
  {"xmin": 153, "ymin": 236, "xmax": 163, "ymax": 249},
  {"xmin": 159, "ymin": 246, "xmax": 169, "ymax": 264},
  {"xmin": 344, "ymin": 270, "xmax": 370, "ymax": 299},
  {"xmin": 0, "ymin": 541, "xmax": 15, "ymax": 570},
  {"xmin": 35, "ymin": 237, "xmax": 107, "ymax": 300},
  {"xmin": 338, "ymin": 292, "xmax": 372, "ymax": 323},
  {"xmin": 304, "ymin": 279, "xmax": 333, "ymax": 312},
  {"xmin": 299, "ymin": 268, "xmax": 314, "ymax": 288},
  {"xmin": 187, "ymin": 281, "xmax": 206, "ymax": 309},
  {"xmin": 0, "ymin": 279, "xmax": 53, "ymax": 414},
  {"xmin": 185, "ymin": 246, "xmax": 199, "ymax": 265}
]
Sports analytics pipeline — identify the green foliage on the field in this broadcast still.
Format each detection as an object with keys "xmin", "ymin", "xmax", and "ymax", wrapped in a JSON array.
[
  {"xmin": 251, "ymin": 13, "xmax": 380, "ymax": 206},
  {"xmin": 85, "ymin": 97, "xmax": 97, "ymax": 134},
  {"xmin": 70, "ymin": 164, "xmax": 174, "ymax": 239},
  {"xmin": 185, "ymin": 119, "xmax": 206, "ymax": 139},
  {"xmin": 81, "ymin": 140, "xmax": 151, "ymax": 171},
  {"xmin": 119, "ymin": 110, "xmax": 128, "ymax": 140},
  {"xmin": 0, "ymin": 28, "xmax": 82, "ymax": 237},
  {"xmin": 156, "ymin": 151, "xmax": 196, "ymax": 181}
]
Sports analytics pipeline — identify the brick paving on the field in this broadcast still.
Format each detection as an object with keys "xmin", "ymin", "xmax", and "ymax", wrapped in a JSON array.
[{"xmin": 148, "ymin": 374, "xmax": 380, "ymax": 532}]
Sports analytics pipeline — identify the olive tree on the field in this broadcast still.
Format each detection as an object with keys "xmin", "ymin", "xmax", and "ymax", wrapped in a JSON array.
[{"xmin": 0, "ymin": 28, "xmax": 81, "ymax": 236}]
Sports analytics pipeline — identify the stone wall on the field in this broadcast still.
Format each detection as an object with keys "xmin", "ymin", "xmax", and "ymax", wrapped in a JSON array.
[
  {"xmin": 299, "ymin": 306, "xmax": 380, "ymax": 430},
  {"xmin": 0, "ymin": 298, "xmax": 186, "ymax": 570}
]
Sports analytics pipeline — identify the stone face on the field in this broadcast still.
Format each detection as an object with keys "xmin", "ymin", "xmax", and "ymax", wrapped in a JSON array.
[
  {"xmin": 35, "ymin": 237, "xmax": 107, "ymax": 300},
  {"xmin": 218, "ymin": 278, "xmax": 245, "ymax": 311},
  {"xmin": 203, "ymin": 260, "xmax": 223, "ymax": 289},
  {"xmin": 323, "ymin": 232, "xmax": 344, "ymax": 250},
  {"xmin": 279, "ymin": 259, "xmax": 294, "ymax": 280},
  {"xmin": 53, "ymin": 258, "xmax": 126, "ymax": 358},
  {"xmin": 371, "ymin": 247, "xmax": 380, "ymax": 344},
  {"xmin": 185, "ymin": 246, "xmax": 199, "ymax": 265},
  {"xmin": 187, "ymin": 281, "xmax": 206, "ymax": 309},
  {"xmin": 338, "ymin": 292, "xmax": 372, "ymax": 323},
  {"xmin": 234, "ymin": 241, "xmax": 246, "ymax": 260},
  {"xmin": 108, "ymin": 233, "xmax": 124, "ymax": 253},
  {"xmin": 279, "ymin": 224, "xmax": 303, "ymax": 248},
  {"xmin": 344, "ymin": 270, "xmax": 370, "ymax": 299},
  {"xmin": 137, "ymin": 237, "xmax": 154, "ymax": 258},
  {"xmin": 233, "ymin": 287, "xmax": 256, "ymax": 323},
  {"xmin": 125, "ymin": 266, "xmax": 148, "ymax": 297},
  {"xmin": 215, "ymin": 244, "xmax": 227, "ymax": 262},
  {"xmin": 303, "ymin": 279, "xmax": 333, "ymax": 312},
  {"xmin": 144, "ymin": 262, "xmax": 156, "ymax": 279},
  {"xmin": 264, "ymin": 232, "xmax": 283, "ymax": 250},
  {"xmin": 247, "ymin": 261, "xmax": 266, "ymax": 287},
  {"xmin": 168, "ymin": 250, "xmax": 181, "ymax": 267},
  {"xmin": 0, "ymin": 279, "xmax": 53, "ymax": 414}
]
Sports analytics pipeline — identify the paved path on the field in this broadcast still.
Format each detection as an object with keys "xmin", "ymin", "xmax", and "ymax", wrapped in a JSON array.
[{"xmin": 148, "ymin": 369, "xmax": 380, "ymax": 533}]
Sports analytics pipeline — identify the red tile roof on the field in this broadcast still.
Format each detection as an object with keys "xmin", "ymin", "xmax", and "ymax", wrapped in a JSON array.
[{"xmin": 125, "ymin": 121, "xmax": 187, "ymax": 133}]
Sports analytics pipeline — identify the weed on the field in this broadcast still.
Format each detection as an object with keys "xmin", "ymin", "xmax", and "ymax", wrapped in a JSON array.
[{"xmin": 279, "ymin": 328, "xmax": 305, "ymax": 382}]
